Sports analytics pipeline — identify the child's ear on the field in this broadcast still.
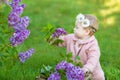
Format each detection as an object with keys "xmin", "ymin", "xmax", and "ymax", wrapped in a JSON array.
[{"xmin": 85, "ymin": 29, "xmax": 90, "ymax": 35}]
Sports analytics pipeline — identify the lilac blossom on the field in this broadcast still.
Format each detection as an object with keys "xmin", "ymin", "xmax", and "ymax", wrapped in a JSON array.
[
  {"xmin": 9, "ymin": 0, "xmax": 25, "ymax": 12},
  {"xmin": 7, "ymin": 0, "xmax": 34, "ymax": 63},
  {"xmin": 18, "ymin": 48, "xmax": 34, "ymax": 63},
  {"xmin": 11, "ymin": 5, "xmax": 24, "ymax": 15},
  {"xmin": 13, "ymin": 16, "xmax": 30, "ymax": 30},
  {"xmin": 55, "ymin": 61, "xmax": 74, "ymax": 71},
  {"xmin": 48, "ymin": 61, "xmax": 84, "ymax": 80},
  {"xmin": 12, "ymin": 0, "xmax": 21, "ymax": 4},
  {"xmin": 8, "ymin": 12, "xmax": 20, "ymax": 25},
  {"xmin": 9, "ymin": 0, "xmax": 21, "ymax": 8},
  {"xmin": 8, "ymin": 0, "xmax": 30, "ymax": 45},
  {"xmin": 65, "ymin": 63, "xmax": 75, "ymax": 71},
  {"xmin": 47, "ymin": 72, "xmax": 60, "ymax": 80},
  {"xmin": 66, "ymin": 66, "xmax": 84, "ymax": 80},
  {"xmin": 8, "ymin": 0, "xmax": 26, "ymax": 28},
  {"xmin": 52, "ymin": 28, "xmax": 66, "ymax": 38},
  {"xmin": 55, "ymin": 61, "xmax": 68, "ymax": 71},
  {"xmin": 9, "ymin": 30, "xmax": 30, "ymax": 46}
]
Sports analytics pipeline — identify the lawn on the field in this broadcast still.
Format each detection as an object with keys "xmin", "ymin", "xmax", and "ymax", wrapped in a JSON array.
[{"xmin": 0, "ymin": 0, "xmax": 120, "ymax": 80}]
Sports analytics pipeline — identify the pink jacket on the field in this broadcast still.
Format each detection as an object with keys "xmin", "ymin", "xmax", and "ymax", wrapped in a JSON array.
[{"xmin": 59, "ymin": 34, "xmax": 105, "ymax": 80}]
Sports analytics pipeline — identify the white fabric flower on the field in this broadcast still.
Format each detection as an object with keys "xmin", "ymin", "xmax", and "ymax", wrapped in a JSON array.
[
  {"xmin": 81, "ymin": 19, "xmax": 90, "ymax": 27},
  {"xmin": 76, "ymin": 13, "xmax": 90, "ymax": 27},
  {"xmin": 76, "ymin": 14, "xmax": 85, "ymax": 22}
]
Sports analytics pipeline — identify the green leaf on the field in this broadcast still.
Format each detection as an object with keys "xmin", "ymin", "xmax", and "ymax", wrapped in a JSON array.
[
  {"xmin": 44, "ymin": 65, "xmax": 52, "ymax": 72},
  {"xmin": 41, "ymin": 24, "xmax": 54, "ymax": 33},
  {"xmin": 65, "ymin": 52, "xmax": 73, "ymax": 62},
  {"xmin": 40, "ymin": 68, "xmax": 45, "ymax": 73},
  {"xmin": 40, "ymin": 64, "xmax": 54, "ymax": 78},
  {"xmin": 41, "ymin": 24, "xmax": 57, "ymax": 42},
  {"xmin": 47, "ymin": 65, "xmax": 52, "ymax": 70},
  {"xmin": 66, "ymin": 52, "xmax": 72, "ymax": 58},
  {"xmin": 57, "ymin": 69, "xmax": 66, "ymax": 79},
  {"xmin": 67, "ymin": 59, "xmax": 74, "ymax": 63},
  {"xmin": 75, "ymin": 62, "xmax": 82, "ymax": 67},
  {"xmin": 59, "ymin": 52, "xmax": 65, "ymax": 58},
  {"xmin": 51, "ymin": 39, "xmax": 64, "ymax": 45},
  {"xmin": 41, "ymin": 64, "xmax": 53, "ymax": 72},
  {"xmin": 75, "ymin": 56, "xmax": 80, "ymax": 60},
  {"xmin": 57, "ymin": 69, "xmax": 65, "ymax": 74}
]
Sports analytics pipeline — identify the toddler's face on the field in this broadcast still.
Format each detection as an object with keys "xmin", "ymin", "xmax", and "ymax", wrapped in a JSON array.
[{"xmin": 74, "ymin": 22, "xmax": 88, "ymax": 39}]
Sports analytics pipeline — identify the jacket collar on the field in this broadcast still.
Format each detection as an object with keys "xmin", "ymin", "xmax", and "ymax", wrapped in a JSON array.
[{"xmin": 73, "ymin": 34, "xmax": 95, "ymax": 44}]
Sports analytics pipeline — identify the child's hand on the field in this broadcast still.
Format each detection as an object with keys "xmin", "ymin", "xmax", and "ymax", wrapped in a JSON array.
[
  {"xmin": 49, "ymin": 37, "xmax": 57, "ymax": 45},
  {"xmin": 48, "ymin": 37, "xmax": 64, "ymax": 46},
  {"xmin": 82, "ymin": 68, "xmax": 92, "ymax": 80},
  {"xmin": 84, "ymin": 72, "xmax": 92, "ymax": 80},
  {"xmin": 46, "ymin": 35, "xmax": 56, "ymax": 45},
  {"xmin": 46, "ymin": 36, "xmax": 54, "ymax": 43},
  {"xmin": 82, "ymin": 68, "xmax": 89, "ymax": 74}
]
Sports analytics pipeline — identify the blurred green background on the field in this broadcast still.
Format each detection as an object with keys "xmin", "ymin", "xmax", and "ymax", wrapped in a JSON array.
[{"xmin": 0, "ymin": 0, "xmax": 120, "ymax": 80}]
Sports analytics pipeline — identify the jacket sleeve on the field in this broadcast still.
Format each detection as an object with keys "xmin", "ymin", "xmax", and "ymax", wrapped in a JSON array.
[{"xmin": 82, "ymin": 43, "xmax": 100, "ymax": 73}]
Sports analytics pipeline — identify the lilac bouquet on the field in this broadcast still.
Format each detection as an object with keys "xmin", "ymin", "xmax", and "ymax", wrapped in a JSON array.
[
  {"xmin": 42, "ymin": 24, "xmax": 67, "ymax": 45},
  {"xmin": 46, "ymin": 27, "xmax": 67, "ymax": 45}
]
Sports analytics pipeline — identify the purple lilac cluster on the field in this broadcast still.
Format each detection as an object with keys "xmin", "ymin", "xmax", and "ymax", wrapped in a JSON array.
[
  {"xmin": 48, "ymin": 61, "xmax": 84, "ymax": 80},
  {"xmin": 55, "ymin": 61, "xmax": 74, "ymax": 71},
  {"xmin": 66, "ymin": 66, "xmax": 84, "ymax": 80},
  {"xmin": 8, "ymin": 0, "xmax": 26, "ymax": 28},
  {"xmin": 52, "ymin": 28, "xmax": 66, "ymax": 38},
  {"xmin": 7, "ymin": 0, "xmax": 34, "ymax": 63},
  {"xmin": 18, "ymin": 48, "xmax": 34, "ymax": 63},
  {"xmin": 47, "ymin": 72, "xmax": 60, "ymax": 80},
  {"xmin": 8, "ymin": 0, "xmax": 30, "ymax": 46},
  {"xmin": 9, "ymin": 30, "xmax": 30, "ymax": 46},
  {"xmin": 11, "ymin": 16, "xmax": 30, "ymax": 30}
]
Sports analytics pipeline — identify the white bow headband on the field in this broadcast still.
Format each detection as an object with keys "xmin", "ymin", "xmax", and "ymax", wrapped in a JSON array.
[{"xmin": 76, "ymin": 14, "xmax": 90, "ymax": 28}]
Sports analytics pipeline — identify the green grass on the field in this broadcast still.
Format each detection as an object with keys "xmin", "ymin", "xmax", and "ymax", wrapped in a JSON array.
[{"xmin": 0, "ymin": 0, "xmax": 120, "ymax": 80}]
